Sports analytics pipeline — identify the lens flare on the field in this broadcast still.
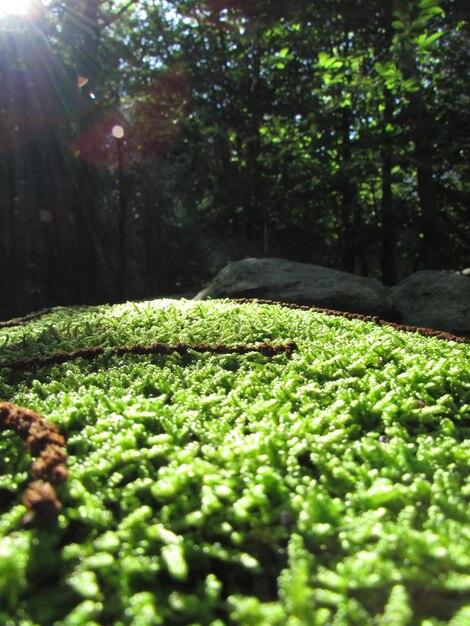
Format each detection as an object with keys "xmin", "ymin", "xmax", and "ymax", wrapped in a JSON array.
[
  {"xmin": 112, "ymin": 125, "xmax": 125, "ymax": 139},
  {"xmin": 0, "ymin": 0, "xmax": 33, "ymax": 16}
]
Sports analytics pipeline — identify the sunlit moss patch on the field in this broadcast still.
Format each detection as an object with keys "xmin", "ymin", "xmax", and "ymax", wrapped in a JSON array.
[{"xmin": 0, "ymin": 298, "xmax": 469, "ymax": 625}]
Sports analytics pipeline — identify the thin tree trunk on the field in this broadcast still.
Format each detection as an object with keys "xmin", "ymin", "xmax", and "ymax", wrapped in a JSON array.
[
  {"xmin": 340, "ymin": 106, "xmax": 357, "ymax": 273},
  {"xmin": 398, "ymin": 40, "xmax": 441, "ymax": 268},
  {"xmin": 73, "ymin": 0, "xmax": 104, "ymax": 301},
  {"xmin": 381, "ymin": 90, "xmax": 397, "ymax": 285},
  {"xmin": 246, "ymin": 38, "xmax": 265, "ymax": 240}
]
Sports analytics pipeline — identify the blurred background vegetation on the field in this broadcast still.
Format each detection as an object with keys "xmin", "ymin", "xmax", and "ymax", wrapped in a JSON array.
[{"xmin": 0, "ymin": 0, "xmax": 468, "ymax": 319}]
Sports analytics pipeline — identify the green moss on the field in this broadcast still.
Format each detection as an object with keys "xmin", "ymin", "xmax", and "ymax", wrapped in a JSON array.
[{"xmin": 0, "ymin": 299, "xmax": 469, "ymax": 625}]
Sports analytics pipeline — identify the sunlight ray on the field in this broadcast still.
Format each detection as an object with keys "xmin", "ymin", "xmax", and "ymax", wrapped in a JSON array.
[{"xmin": 0, "ymin": 0, "xmax": 33, "ymax": 16}]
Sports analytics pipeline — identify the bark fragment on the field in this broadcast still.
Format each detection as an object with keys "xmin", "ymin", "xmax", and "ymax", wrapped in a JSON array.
[{"xmin": 0, "ymin": 402, "xmax": 67, "ymax": 529}]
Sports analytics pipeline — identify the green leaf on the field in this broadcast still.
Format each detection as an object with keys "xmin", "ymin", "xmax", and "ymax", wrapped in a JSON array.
[
  {"xmin": 374, "ymin": 62, "xmax": 397, "ymax": 78},
  {"xmin": 403, "ymin": 78, "xmax": 420, "ymax": 92},
  {"xmin": 415, "ymin": 31, "xmax": 443, "ymax": 47},
  {"xmin": 426, "ymin": 30, "xmax": 444, "ymax": 43},
  {"xmin": 278, "ymin": 47, "xmax": 290, "ymax": 59},
  {"xmin": 392, "ymin": 20, "xmax": 404, "ymax": 30},
  {"xmin": 421, "ymin": 6, "xmax": 445, "ymax": 18},
  {"xmin": 393, "ymin": 7, "xmax": 410, "ymax": 20},
  {"xmin": 318, "ymin": 52, "xmax": 343, "ymax": 70},
  {"xmin": 318, "ymin": 51, "xmax": 330, "ymax": 67},
  {"xmin": 419, "ymin": 0, "xmax": 441, "ymax": 8},
  {"xmin": 331, "ymin": 59, "xmax": 343, "ymax": 70}
]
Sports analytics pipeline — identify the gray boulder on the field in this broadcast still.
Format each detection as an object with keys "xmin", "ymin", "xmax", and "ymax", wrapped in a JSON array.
[
  {"xmin": 392, "ymin": 270, "xmax": 470, "ymax": 336},
  {"xmin": 195, "ymin": 257, "xmax": 396, "ymax": 319}
]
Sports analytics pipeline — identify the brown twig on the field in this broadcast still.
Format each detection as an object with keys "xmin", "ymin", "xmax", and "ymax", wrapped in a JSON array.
[
  {"xmin": 0, "ymin": 308, "xmax": 53, "ymax": 329},
  {"xmin": 0, "ymin": 403, "xmax": 67, "ymax": 529},
  {"xmin": 1, "ymin": 341, "xmax": 297, "ymax": 371}
]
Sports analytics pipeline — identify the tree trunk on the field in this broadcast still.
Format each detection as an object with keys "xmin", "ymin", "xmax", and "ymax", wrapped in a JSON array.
[
  {"xmin": 246, "ymin": 38, "xmax": 266, "ymax": 241},
  {"xmin": 380, "ymin": 90, "xmax": 397, "ymax": 285},
  {"xmin": 415, "ymin": 136, "xmax": 441, "ymax": 269},
  {"xmin": 397, "ymin": 36, "xmax": 441, "ymax": 269},
  {"xmin": 340, "ymin": 106, "xmax": 358, "ymax": 273},
  {"xmin": 71, "ymin": 0, "xmax": 104, "ymax": 301}
]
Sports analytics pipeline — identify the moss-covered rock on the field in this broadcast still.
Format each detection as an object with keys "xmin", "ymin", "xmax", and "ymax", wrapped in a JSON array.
[{"xmin": 0, "ymin": 299, "xmax": 469, "ymax": 625}]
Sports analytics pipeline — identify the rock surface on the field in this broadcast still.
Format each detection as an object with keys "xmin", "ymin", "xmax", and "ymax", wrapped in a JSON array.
[
  {"xmin": 195, "ymin": 258, "xmax": 470, "ymax": 336},
  {"xmin": 195, "ymin": 257, "xmax": 396, "ymax": 319},
  {"xmin": 392, "ymin": 270, "xmax": 470, "ymax": 336}
]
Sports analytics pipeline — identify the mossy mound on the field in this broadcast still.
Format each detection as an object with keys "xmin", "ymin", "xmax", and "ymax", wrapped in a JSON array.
[{"xmin": 0, "ymin": 299, "xmax": 469, "ymax": 625}]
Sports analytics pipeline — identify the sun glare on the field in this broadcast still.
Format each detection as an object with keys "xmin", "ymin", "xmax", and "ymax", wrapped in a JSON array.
[{"xmin": 0, "ymin": 0, "xmax": 33, "ymax": 16}]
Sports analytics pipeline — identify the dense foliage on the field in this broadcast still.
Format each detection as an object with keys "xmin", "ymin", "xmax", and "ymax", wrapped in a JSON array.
[
  {"xmin": 0, "ymin": 0, "xmax": 469, "ymax": 318},
  {"xmin": 0, "ymin": 299, "xmax": 469, "ymax": 624}
]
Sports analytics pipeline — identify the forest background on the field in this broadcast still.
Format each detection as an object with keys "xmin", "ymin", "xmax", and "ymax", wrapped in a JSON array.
[{"xmin": 0, "ymin": 0, "xmax": 468, "ymax": 321}]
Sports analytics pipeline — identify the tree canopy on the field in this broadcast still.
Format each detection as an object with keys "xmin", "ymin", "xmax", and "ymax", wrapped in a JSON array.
[{"xmin": 0, "ymin": 0, "xmax": 468, "ymax": 318}]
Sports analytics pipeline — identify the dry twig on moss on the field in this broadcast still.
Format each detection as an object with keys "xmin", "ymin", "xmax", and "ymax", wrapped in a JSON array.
[
  {"xmin": 0, "ymin": 402, "xmax": 67, "ymax": 528},
  {"xmin": 2, "ymin": 341, "xmax": 297, "ymax": 371}
]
